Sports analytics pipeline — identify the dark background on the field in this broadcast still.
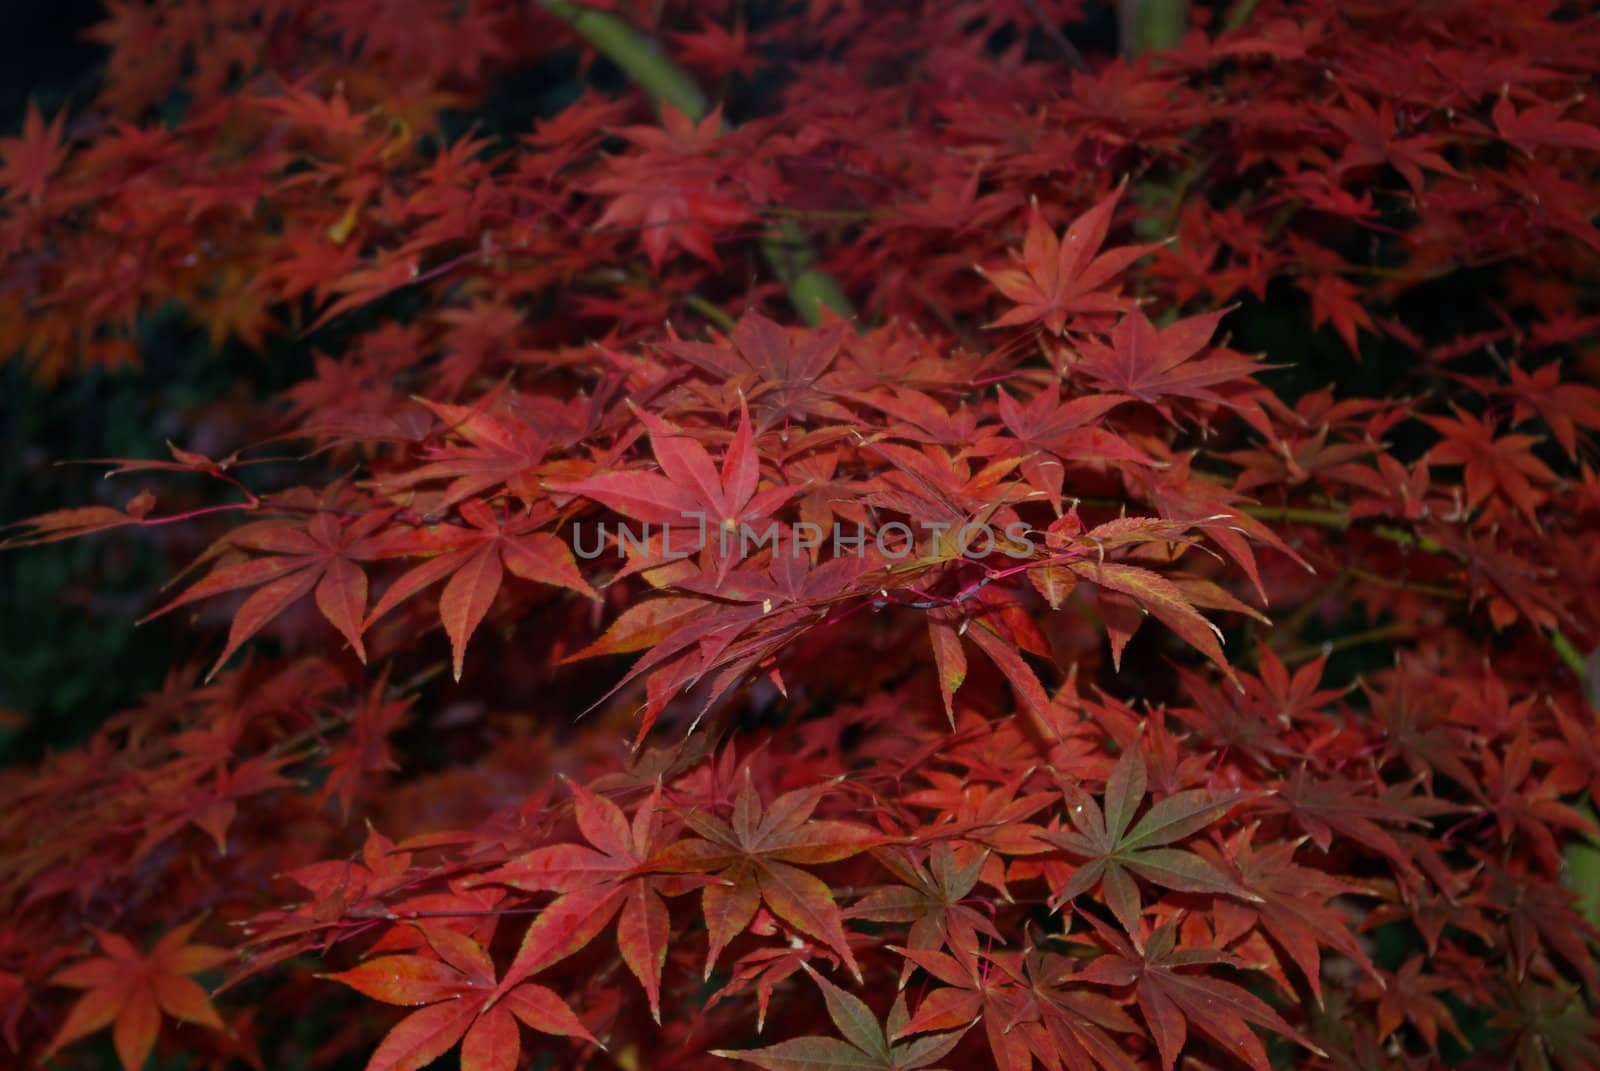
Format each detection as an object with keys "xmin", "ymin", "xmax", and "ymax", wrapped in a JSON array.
[{"xmin": 1, "ymin": 0, "xmax": 202, "ymax": 764}]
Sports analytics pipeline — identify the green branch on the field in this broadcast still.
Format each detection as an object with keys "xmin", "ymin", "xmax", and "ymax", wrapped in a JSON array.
[
  {"xmin": 758, "ymin": 219, "xmax": 853, "ymax": 327},
  {"xmin": 1550, "ymin": 629, "xmax": 1589, "ymax": 685},
  {"xmin": 541, "ymin": 0, "xmax": 708, "ymax": 120},
  {"xmin": 1222, "ymin": 0, "xmax": 1265, "ymax": 33},
  {"xmin": 1569, "ymin": 802, "xmax": 1600, "ymax": 927},
  {"xmin": 1121, "ymin": 0, "xmax": 1188, "ymax": 56},
  {"xmin": 539, "ymin": 0, "xmax": 852, "ymax": 326}
]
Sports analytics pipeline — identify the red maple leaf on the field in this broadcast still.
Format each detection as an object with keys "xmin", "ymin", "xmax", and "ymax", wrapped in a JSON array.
[
  {"xmin": 362, "ymin": 498, "xmax": 595, "ymax": 680},
  {"xmin": 43, "ymin": 919, "xmax": 230, "ymax": 1071},
  {"xmin": 144, "ymin": 509, "xmax": 394, "ymax": 680},
  {"xmin": 978, "ymin": 184, "xmax": 1157, "ymax": 336},
  {"xmin": 1323, "ymin": 90, "xmax": 1458, "ymax": 197},
  {"xmin": 320, "ymin": 925, "xmax": 597, "ymax": 1071},
  {"xmin": 1504, "ymin": 360, "xmax": 1600, "ymax": 459},
  {"xmin": 592, "ymin": 105, "xmax": 754, "ymax": 269},
  {"xmin": 466, "ymin": 781, "xmax": 701, "ymax": 1022},
  {"xmin": 1075, "ymin": 913, "xmax": 1321, "ymax": 1071},
  {"xmin": 1198, "ymin": 828, "xmax": 1380, "ymax": 1002},
  {"xmin": 1073, "ymin": 308, "xmax": 1263, "ymax": 408},
  {"xmin": 893, "ymin": 947, "xmax": 1033, "ymax": 1071},
  {"xmin": 553, "ymin": 396, "xmax": 796, "ymax": 581},
  {"xmin": 0, "ymin": 101, "xmax": 69, "ymax": 204},
  {"xmin": 655, "ymin": 773, "xmax": 884, "ymax": 979},
  {"xmin": 1493, "ymin": 92, "xmax": 1600, "ymax": 156},
  {"xmin": 1422, "ymin": 406, "xmax": 1558, "ymax": 527}
]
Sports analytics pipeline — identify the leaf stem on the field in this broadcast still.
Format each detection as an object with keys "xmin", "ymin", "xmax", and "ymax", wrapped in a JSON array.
[{"xmin": 1342, "ymin": 567, "xmax": 1464, "ymax": 601}]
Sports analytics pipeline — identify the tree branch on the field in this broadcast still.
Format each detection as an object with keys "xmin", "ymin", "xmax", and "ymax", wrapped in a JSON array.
[{"xmin": 1018, "ymin": 0, "xmax": 1090, "ymax": 72}]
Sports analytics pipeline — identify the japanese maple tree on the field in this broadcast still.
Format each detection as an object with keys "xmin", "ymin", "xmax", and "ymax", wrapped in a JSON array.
[{"xmin": 3, "ymin": 1, "xmax": 1600, "ymax": 1070}]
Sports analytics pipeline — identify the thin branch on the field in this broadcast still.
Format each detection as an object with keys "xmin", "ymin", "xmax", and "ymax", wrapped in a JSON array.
[
  {"xmin": 1019, "ymin": 0, "xmax": 1090, "ymax": 72},
  {"xmin": 1280, "ymin": 622, "xmax": 1416, "ymax": 666},
  {"xmin": 1344, "ymin": 567, "xmax": 1465, "ymax": 601}
]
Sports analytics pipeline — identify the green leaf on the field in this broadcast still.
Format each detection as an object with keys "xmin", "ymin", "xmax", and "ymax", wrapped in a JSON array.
[
  {"xmin": 1046, "ymin": 752, "xmax": 1254, "ymax": 928},
  {"xmin": 715, "ymin": 968, "xmax": 968, "ymax": 1071}
]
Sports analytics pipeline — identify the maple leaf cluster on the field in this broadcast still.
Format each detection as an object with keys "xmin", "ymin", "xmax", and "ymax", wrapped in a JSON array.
[{"xmin": 4, "ymin": 2, "xmax": 1600, "ymax": 1071}]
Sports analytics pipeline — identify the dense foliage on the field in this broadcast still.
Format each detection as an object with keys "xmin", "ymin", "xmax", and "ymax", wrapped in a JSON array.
[{"xmin": 4, "ymin": 1, "xmax": 1600, "ymax": 1069}]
